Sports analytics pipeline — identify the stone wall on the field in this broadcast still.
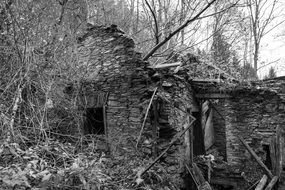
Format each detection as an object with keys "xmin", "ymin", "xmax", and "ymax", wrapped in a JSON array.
[
  {"xmin": 211, "ymin": 100, "xmax": 227, "ymax": 160},
  {"xmin": 74, "ymin": 25, "xmax": 196, "ymax": 162},
  {"xmin": 141, "ymin": 77, "xmax": 195, "ymax": 188},
  {"xmin": 74, "ymin": 25, "xmax": 152, "ymax": 155},
  {"xmin": 213, "ymin": 88, "xmax": 285, "ymax": 166},
  {"xmin": 71, "ymin": 25, "xmax": 198, "ymax": 188},
  {"xmin": 47, "ymin": 24, "xmax": 202, "ymax": 188},
  {"xmin": 192, "ymin": 79, "xmax": 285, "ymax": 187}
]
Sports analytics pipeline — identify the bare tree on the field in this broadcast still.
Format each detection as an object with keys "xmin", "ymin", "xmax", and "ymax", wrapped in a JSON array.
[
  {"xmin": 144, "ymin": 0, "xmax": 159, "ymax": 44},
  {"xmin": 246, "ymin": 0, "xmax": 284, "ymax": 77}
]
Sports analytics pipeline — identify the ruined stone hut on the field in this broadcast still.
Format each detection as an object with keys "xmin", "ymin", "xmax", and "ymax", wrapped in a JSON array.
[
  {"xmin": 55, "ymin": 24, "xmax": 200, "ymax": 188},
  {"xmin": 54, "ymin": 24, "xmax": 285, "ymax": 189}
]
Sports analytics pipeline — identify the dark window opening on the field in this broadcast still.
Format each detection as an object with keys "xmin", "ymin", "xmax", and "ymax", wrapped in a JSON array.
[
  {"xmin": 149, "ymin": 100, "xmax": 176, "ymax": 140},
  {"xmin": 83, "ymin": 107, "xmax": 105, "ymax": 135},
  {"xmin": 155, "ymin": 102, "xmax": 176, "ymax": 140},
  {"xmin": 158, "ymin": 123, "xmax": 176, "ymax": 139}
]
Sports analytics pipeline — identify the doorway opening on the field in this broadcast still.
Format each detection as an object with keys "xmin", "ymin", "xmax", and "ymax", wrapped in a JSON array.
[
  {"xmin": 192, "ymin": 111, "xmax": 206, "ymax": 156},
  {"xmin": 83, "ymin": 107, "xmax": 105, "ymax": 135},
  {"xmin": 262, "ymin": 144, "xmax": 272, "ymax": 170}
]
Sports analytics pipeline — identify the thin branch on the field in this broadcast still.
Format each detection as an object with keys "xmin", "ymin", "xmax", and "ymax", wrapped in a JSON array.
[
  {"xmin": 49, "ymin": 0, "xmax": 68, "ymax": 46},
  {"xmin": 145, "ymin": 0, "xmax": 159, "ymax": 44},
  {"xmin": 143, "ymin": 0, "xmax": 218, "ymax": 61},
  {"xmin": 262, "ymin": 19, "xmax": 285, "ymax": 37},
  {"xmin": 136, "ymin": 87, "xmax": 158, "ymax": 149},
  {"xmin": 197, "ymin": 1, "xmax": 239, "ymax": 21},
  {"xmin": 257, "ymin": 59, "xmax": 280, "ymax": 71},
  {"xmin": 258, "ymin": 0, "xmax": 277, "ymax": 38}
]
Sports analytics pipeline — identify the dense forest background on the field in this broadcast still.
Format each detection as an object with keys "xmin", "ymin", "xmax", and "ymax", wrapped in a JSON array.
[{"xmin": 1, "ymin": 0, "xmax": 284, "ymax": 84}]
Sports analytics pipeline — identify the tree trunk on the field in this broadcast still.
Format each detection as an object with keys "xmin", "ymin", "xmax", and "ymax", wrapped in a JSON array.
[
  {"xmin": 136, "ymin": 0, "xmax": 139, "ymax": 33},
  {"xmin": 129, "ymin": 0, "xmax": 135, "ymax": 35},
  {"xmin": 253, "ymin": 40, "xmax": 259, "ymax": 78},
  {"xmin": 180, "ymin": 0, "xmax": 185, "ymax": 44}
]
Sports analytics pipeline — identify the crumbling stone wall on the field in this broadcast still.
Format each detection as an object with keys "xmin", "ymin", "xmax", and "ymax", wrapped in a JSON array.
[
  {"xmin": 75, "ymin": 25, "xmax": 196, "ymax": 162},
  {"xmin": 193, "ymin": 79, "xmax": 285, "ymax": 187},
  {"xmin": 75, "ymin": 25, "xmax": 150, "ymax": 155},
  {"xmin": 141, "ymin": 77, "xmax": 195, "ymax": 188},
  {"xmin": 61, "ymin": 24, "xmax": 197, "ymax": 188},
  {"xmin": 213, "ymin": 89, "xmax": 285, "ymax": 166}
]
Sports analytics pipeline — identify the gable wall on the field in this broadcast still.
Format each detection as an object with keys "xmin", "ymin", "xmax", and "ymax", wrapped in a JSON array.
[
  {"xmin": 60, "ymin": 25, "xmax": 199, "ymax": 188},
  {"xmin": 75, "ymin": 26, "xmax": 151, "ymax": 155}
]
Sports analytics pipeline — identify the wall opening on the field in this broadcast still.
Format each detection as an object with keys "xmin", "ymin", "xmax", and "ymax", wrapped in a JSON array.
[
  {"xmin": 83, "ymin": 107, "xmax": 105, "ymax": 135},
  {"xmin": 192, "ymin": 111, "xmax": 206, "ymax": 155},
  {"xmin": 155, "ymin": 100, "xmax": 176, "ymax": 140},
  {"xmin": 262, "ymin": 144, "xmax": 272, "ymax": 170}
]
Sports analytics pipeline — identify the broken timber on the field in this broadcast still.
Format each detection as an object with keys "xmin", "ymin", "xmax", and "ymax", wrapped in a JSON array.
[
  {"xmin": 276, "ymin": 126, "xmax": 282, "ymax": 177},
  {"xmin": 139, "ymin": 116, "xmax": 195, "ymax": 177},
  {"xmin": 264, "ymin": 176, "xmax": 278, "ymax": 190},
  {"xmin": 255, "ymin": 175, "xmax": 268, "ymax": 190},
  {"xmin": 186, "ymin": 164, "xmax": 199, "ymax": 187},
  {"xmin": 195, "ymin": 93, "xmax": 231, "ymax": 99},
  {"xmin": 186, "ymin": 164, "xmax": 212, "ymax": 190},
  {"xmin": 150, "ymin": 62, "xmax": 182, "ymax": 69},
  {"xmin": 192, "ymin": 79, "xmax": 222, "ymax": 83},
  {"xmin": 152, "ymin": 100, "xmax": 159, "ymax": 157},
  {"xmin": 103, "ymin": 92, "xmax": 110, "ymax": 152},
  {"xmin": 136, "ymin": 87, "xmax": 158, "ymax": 148},
  {"xmin": 190, "ymin": 115, "xmax": 194, "ymax": 165},
  {"xmin": 103, "ymin": 105, "xmax": 108, "ymax": 151},
  {"xmin": 269, "ymin": 137, "xmax": 277, "ymax": 174},
  {"xmin": 239, "ymin": 137, "xmax": 274, "ymax": 179},
  {"xmin": 247, "ymin": 180, "xmax": 260, "ymax": 190}
]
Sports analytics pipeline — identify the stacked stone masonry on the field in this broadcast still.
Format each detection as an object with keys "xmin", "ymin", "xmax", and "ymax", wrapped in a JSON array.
[
  {"xmin": 67, "ymin": 24, "xmax": 197, "ymax": 189},
  {"xmin": 76, "ymin": 25, "xmax": 150, "ymax": 155},
  {"xmin": 207, "ymin": 80, "xmax": 285, "ymax": 171}
]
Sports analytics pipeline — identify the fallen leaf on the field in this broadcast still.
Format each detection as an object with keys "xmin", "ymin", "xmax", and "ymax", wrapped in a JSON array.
[
  {"xmin": 135, "ymin": 177, "xmax": 144, "ymax": 185},
  {"xmin": 41, "ymin": 173, "xmax": 51, "ymax": 182}
]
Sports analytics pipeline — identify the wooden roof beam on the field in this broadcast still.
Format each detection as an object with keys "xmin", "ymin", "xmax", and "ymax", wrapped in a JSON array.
[
  {"xmin": 150, "ymin": 62, "xmax": 182, "ymax": 69},
  {"xmin": 192, "ymin": 78, "xmax": 222, "ymax": 83},
  {"xmin": 195, "ymin": 93, "xmax": 231, "ymax": 99}
]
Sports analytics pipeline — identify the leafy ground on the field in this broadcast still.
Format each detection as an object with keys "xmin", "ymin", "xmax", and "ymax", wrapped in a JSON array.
[{"xmin": 0, "ymin": 137, "xmax": 177, "ymax": 190}]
